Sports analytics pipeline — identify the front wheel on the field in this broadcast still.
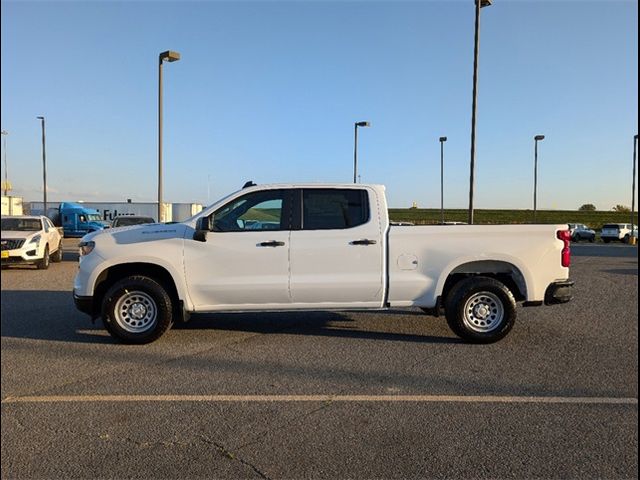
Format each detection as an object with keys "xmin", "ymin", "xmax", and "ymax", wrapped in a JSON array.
[
  {"xmin": 51, "ymin": 242, "xmax": 63, "ymax": 262},
  {"xmin": 102, "ymin": 275, "xmax": 173, "ymax": 344},
  {"xmin": 444, "ymin": 276, "xmax": 517, "ymax": 343},
  {"xmin": 37, "ymin": 246, "xmax": 50, "ymax": 270}
]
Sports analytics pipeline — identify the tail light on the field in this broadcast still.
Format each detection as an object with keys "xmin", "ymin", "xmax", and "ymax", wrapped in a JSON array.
[{"xmin": 557, "ymin": 230, "xmax": 571, "ymax": 267}]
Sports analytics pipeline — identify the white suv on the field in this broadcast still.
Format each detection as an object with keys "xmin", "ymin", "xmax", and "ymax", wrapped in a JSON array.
[
  {"xmin": 1, "ymin": 215, "xmax": 63, "ymax": 269},
  {"xmin": 600, "ymin": 223, "xmax": 636, "ymax": 243}
]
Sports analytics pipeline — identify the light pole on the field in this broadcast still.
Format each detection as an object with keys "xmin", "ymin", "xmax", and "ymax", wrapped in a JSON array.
[
  {"xmin": 533, "ymin": 134, "xmax": 545, "ymax": 222},
  {"xmin": 37, "ymin": 117, "xmax": 47, "ymax": 214},
  {"xmin": 439, "ymin": 136, "xmax": 447, "ymax": 224},
  {"xmin": 468, "ymin": 0, "xmax": 492, "ymax": 225},
  {"xmin": 158, "ymin": 50, "xmax": 180, "ymax": 222},
  {"xmin": 632, "ymin": 134, "xmax": 638, "ymax": 245},
  {"xmin": 1, "ymin": 130, "xmax": 8, "ymax": 196},
  {"xmin": 353, "ymin": 121, "xmax": 370, "ymax": 183}
]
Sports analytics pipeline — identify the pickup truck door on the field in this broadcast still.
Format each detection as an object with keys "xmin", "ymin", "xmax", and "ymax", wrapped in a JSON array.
[
  {"xmin": 183, "ymin": 189, "xmax": 292, "ymax": 310},
  {"xmin": 289, "ymin": 188, "xmax": 384, "ymax": 307}
]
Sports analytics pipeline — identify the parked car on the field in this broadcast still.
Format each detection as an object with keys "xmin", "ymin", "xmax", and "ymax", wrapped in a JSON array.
[
  {"xmin": 111, "ymin": 215, "xmax": 156, "ymax": 228},
  {"xmin": 1, "ymin": 215, "xmax": 63, "ymax": 269},
  {"xmin": 600, "ymin": 223, "xmax": 637, "ymax": 243},
  {"xmin": 74, "ymin": 183, "xmax": 573, "ymax": 345},
  {"xmin": 568, "ymin": 223, "xmax": 596, "ymax": 242}
]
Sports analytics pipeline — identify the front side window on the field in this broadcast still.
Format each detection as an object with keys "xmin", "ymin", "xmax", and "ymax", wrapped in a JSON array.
[
  {"xmin": 302, "ymin": 189, "xmax": 369, "ymax": 230},
  {"xmin": 213, "ymin": 190, "xmax": 288, "ymax": 232}
]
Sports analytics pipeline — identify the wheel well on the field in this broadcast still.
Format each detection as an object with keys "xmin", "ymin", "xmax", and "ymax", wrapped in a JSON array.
[
  {"xmin": 93, "ymin": 263, "xmax": 182, "ymax": 319},
  {"xmin": 442, "ymin": 261, "xmax": 527, "ymax": 302}
]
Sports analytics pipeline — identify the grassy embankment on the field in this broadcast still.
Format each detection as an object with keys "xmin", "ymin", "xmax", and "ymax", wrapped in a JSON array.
[
  {"xmin": 249, "ymin": 206, "xmax": 637, "ymax": 230},
  {"xmin": 388, "ymin": 209, "xmax": 638, "ymax": 230}
]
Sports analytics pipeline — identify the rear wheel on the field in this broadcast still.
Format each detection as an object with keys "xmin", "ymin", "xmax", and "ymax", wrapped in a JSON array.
[
  {"xmin": 102, "ymin": 275, "xmax": 174, "ymax": 344},
  {"xmin": 624, "ymin": 234, "xmax": 630, "ymax": 244},
  {"xmin": 36, "ymin": 246, "xmax": 50, "ymax": 270},
  {"xmin": 589, "ymin": 235, "xmax": 595, "ymax": 243},
  {"xmin": 444, "ymin": 276, "xmax": 516, "ymax": 343},
  {"xmin": 603, "ymin": 238, "xmax": 610, "ymax": 243}
]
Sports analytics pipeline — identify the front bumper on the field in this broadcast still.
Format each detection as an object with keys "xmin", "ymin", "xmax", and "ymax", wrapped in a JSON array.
[
  {"xmin": 1, "ymin": 246, "xmax": 42, "ymax": 265},
  {"xmin": 544, "ymin": 279, "xmax": 574, "ymax": 305},
  {"xmin": 73, "ymin": 293, "xmax": 96, "ymax": 317}
]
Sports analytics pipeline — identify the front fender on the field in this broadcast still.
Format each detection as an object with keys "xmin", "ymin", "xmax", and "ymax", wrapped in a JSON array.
[{"xmin": 75, "ymin": 251, "xmax": 194, "ymax": 312}]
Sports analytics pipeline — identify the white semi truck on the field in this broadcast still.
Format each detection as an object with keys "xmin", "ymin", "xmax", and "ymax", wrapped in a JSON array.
[{"xmin": 73, "ymin": 183, "xmax": 573, "ymax": 344}]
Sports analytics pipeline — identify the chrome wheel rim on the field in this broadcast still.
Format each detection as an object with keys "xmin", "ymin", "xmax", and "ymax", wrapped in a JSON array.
[
  {"xmin": 113, "ymin": 291, "xmax": 157, "ymax": 333},
  {"xmin": 463, "ymin": 292, "xmax": 504, "ymax": 333}
]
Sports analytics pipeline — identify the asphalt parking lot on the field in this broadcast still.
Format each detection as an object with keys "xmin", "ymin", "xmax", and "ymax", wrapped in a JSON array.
[{"xmin": 1, "ymin": 238, "xmax": 638, "ymax": 479}]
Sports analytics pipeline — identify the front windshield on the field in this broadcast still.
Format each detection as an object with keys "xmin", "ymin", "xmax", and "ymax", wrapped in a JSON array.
[
  {"xmin": 184, "ymin": 189, "xmax": 242, "ymax": 223},
  {"xmin": 1, "ymin": 218, "xmax": 42, "ymax": 231},
  {"xmin": 86, "ymin": 214, "xmax": 102, "ymax": 222}
]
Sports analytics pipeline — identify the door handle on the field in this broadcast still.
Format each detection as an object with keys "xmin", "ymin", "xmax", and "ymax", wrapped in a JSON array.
[
  {"xmin": 258, "ymin": 241, "xmax": 285, "ymax": 247},
  {"xmin": 350, "ymin": 239, "xmax": 377, "ymax": 246}
]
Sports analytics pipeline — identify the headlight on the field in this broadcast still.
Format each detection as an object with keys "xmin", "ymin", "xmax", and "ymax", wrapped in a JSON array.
[
  {"xmin": 29, "ymin": 234, "xmax": 42, "ymax": 246},
  {"xmin": 78, "ymin": 240, "xmax": 95, "ymax": 256}
]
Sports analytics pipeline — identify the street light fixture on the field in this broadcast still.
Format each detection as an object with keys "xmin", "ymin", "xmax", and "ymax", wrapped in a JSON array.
[
  {"xmin": 353, "ymin": 121, "xmax": 371, "ymax": 183},
  {"xmin": 468, "ymin": 0, "xmax": 492, "ymax": 225},
  {"xmin": 158, "ymin": 50, "xmax": 181, "ymax": 222},
  {"xmin": 37, "ymin": 117, "xmax": 47, "ymax": 214},
  {"xmin": 1, "ymin": 130, "xmax": 8, "ymax": 196},
  {"xmin": 533, "ymin": 134, "xmax": 545, "ymax": 222},
  {"xmin": 632, "ymin": 134, "xmax": 638, "ymax": 245},
  {"xmin": 439, "ymin": 136, "xmax": 447, "ymax": 224}
]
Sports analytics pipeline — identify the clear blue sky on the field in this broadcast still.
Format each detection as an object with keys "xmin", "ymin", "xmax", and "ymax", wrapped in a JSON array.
[{"xmin": 1, "ymin": 0, "xmax": 638, "ymax": 210}]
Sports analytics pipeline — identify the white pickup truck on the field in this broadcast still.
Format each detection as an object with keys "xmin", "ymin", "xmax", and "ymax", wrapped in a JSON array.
[
  {"xmin": 73, "ymin": 183, "xmax": 573, "ymax": 344},
  {"xmin": 1, "ymin": 215, "xmax": 64, "ymax": 269}
]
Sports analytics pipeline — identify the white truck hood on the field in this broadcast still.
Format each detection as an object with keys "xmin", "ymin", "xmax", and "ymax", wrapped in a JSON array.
[{"xmin": 83, "ymin": 222, "xmax": 189, "ymax": 247}]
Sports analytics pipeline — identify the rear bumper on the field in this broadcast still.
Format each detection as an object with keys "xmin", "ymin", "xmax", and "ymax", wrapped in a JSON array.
[{"xmin": 544, "ymin": 280, "xmax": 574, "ymax": 305}]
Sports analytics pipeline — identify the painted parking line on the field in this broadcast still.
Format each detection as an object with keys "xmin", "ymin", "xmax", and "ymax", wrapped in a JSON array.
[{"xmin": 2, "ymin": 394, "xmax": 637, "ymax": 405}]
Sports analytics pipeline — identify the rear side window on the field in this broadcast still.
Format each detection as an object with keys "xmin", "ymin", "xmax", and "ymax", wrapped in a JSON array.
[
  {"xmin": 302, "ymin": 189, "xmax": 369, "ymax": 230},
  {"xmin": 602, "ymin": 224, "xmax": 619, "ymax": 230}
]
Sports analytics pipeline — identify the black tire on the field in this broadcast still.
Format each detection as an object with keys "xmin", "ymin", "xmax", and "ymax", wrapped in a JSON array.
[
  {"xmin": 623, "ymin": 234, "xmax": 630, "ymax": 244},
  {"xmin": 101, "ymin": 275, "xmax": 173, "ymax": 344},
  {"xmin": 589, "ymin": 235, "xmax": 595, "ymax": 243},
  {"xmin": 444, "ymin": 276, "xmax": 517, "ymax": 344},
  {"xmin": 51, "ymin": 242, "xmax": 63, "ymax": 262},
  {"xmin": 603, "ymin": 238, "xmax": 610, "ymax": 243},
  {"xmin": 37, "ymin": 246, "xmax": 50, "ymax": 270}
]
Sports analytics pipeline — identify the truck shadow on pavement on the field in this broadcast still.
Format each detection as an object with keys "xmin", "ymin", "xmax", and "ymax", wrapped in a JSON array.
[
  {"xmin": 175, "ymin": 310, "xmax": 463, "ymax": 344},
  {"xmin": 0, "ymin": 290, "xmax": 462, "ymax": 345}
]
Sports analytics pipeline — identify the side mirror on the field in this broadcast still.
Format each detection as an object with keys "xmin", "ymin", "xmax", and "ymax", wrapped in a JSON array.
[{"xmin": 193, "ymin": 216, "xmax": 211, "ymax": 242}]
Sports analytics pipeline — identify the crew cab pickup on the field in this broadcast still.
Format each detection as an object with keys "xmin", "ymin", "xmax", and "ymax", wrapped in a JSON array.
[
  {"xmin": 1, "ymin": 215, "xmax": 64, "ymax": 269},
  {"xmin": 73, "ymin": 184, "xmax": 573, "ymax": 344}
]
